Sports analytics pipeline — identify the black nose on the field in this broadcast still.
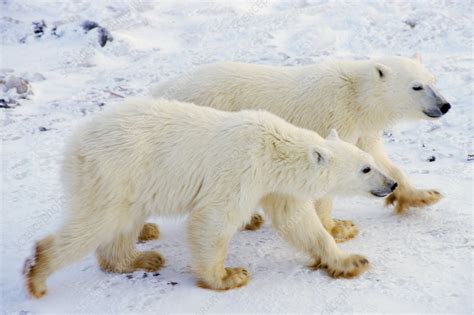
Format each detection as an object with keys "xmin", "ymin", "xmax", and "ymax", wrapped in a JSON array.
[
  {"xmin": 439, "ymin": 103, "xmax": 451, "ymax": 114},
  {"xmin": 390, "ymin": 182, "xmax": 398, "ymax": 192}
]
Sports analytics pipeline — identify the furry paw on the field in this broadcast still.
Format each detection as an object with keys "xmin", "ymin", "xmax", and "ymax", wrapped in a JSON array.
[
  {"xmin": 330, "ymin": 219, "xmax": 358, "ymax": 243},
  {"xmin": 243, "ymin": 214, "xmax": 264, "ymax": 231},
  {"xmin": 385, "ymin": 189, "xmax": 442, "ymax": 214},
  {"xmin": 24, "ymin": 236, "xmax": 53, "ymax": 299},
  {"xmin": 198, "ymin": 267, "xmax": 250, "ymax": 290},
  {"xmin": 24, "ymin": 256, "xmax": 47, "ymax": 299},
  {"xmin": 132, "ymin": 251, "xmax": 165, "ymax": 272},
  {"xmin": 138, "ymin": 223, "xmax": 160, "ymax": 243},
  {"xmin": 315, "ymin": 255, "xmax": 369, "ymax": 278}
]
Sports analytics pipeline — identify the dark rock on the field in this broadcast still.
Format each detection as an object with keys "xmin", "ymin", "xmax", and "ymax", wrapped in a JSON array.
[
  {"xmin": 404, "ymin": 19, "xmax": 417, "ymax": 29},
  {"xmin": 0, "ymin": 98, "xmax": 20, "ymax": 108},
  {"xmin": 38, "ymin": 126, "xmax": 50, "ymax": 132},
  {"xmin": 167, "ymin": 281, "xmax": 178, "ymax": 286},
  {"xmin": 98, "ymin": 27, "xmax": 113, "ymax": 47},
  {"xmin": 427, "ymin": 156, "xmax": 436, "ymax": 162},
  {"xmin": 33, "ymin": 20, "xmax": 46, "ymax": 38},
  {"xmin": 0, "ymin": 99, "xmax": 12, "ymax": 108},
  {"xmin": 81, "ymin": 20, "xmax": 100, "ymax": 32},
  {"xmin": 51, "ymin": 26, "xmax": 62, "ymax": 38}
]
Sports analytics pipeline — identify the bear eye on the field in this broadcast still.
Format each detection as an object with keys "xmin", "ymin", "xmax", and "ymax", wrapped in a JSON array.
[
  {"xmin": 412, "ymin": 85, "xmax": 423, "ymax": 91},
  {"xmin": 362, "ymin": 167, "xmax": 371, "ymax": 174}
]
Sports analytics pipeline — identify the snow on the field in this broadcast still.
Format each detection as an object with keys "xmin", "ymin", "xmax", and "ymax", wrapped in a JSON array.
[{"xmin": 1, "ymin": 0, "xmax": 472, "ymax": 313}]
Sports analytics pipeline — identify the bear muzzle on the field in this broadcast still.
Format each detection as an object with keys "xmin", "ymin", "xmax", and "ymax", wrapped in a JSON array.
[{"xmin": 370, "ymin": 180, "xmax": 398, "ymax": 197}]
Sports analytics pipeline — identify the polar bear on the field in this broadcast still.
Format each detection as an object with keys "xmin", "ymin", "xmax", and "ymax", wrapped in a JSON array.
[
  {"xmin": 24, "ymin": 98, "xmax": 395, "ymax": 298},
  {"xmin": 150, "ymin": 55, "xmax": 449, "ymax": 242}
]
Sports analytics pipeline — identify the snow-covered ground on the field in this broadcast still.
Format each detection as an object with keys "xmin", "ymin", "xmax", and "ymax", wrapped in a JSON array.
[{"xmin": 1, "ymin": 0, "xmax": 472, "ymax": 313}]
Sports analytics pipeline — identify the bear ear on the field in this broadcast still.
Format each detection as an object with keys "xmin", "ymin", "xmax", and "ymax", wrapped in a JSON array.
[
  {"xmin": 412, "ymin": 52, "xmax": 422, "ymax": 63},
  {"xmin": 309, "ymin": 146, "xmax": 330, "ymax": 165},
  {"xmin": 375, "ymin": 63, "xmax": 391, "ymax": 79},
  {"xmin": 326, "ymin": 128, "xmax": 339, "ymax": 141}
]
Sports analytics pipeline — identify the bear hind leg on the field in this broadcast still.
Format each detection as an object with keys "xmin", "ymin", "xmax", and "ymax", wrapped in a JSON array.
[
  {"xmin": 24, "ymin": 214, "xmax": 115, "ymax": 298},
  {"xmin": 137, "ymin": 222, "xmax": 160, "ymax": 243},
  {"xmin": 97, "ymin": 221, "xmax": 164, "ymax": 273}
]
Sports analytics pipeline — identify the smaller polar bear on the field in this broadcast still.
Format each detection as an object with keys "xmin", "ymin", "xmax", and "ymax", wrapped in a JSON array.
[
  {"xmin": 150, "ymin": 55, "xmax": 450, "ymax": 242},
  {"xmin": 24, "ymin": 98, "xmax": 395, "ymax": 298}
]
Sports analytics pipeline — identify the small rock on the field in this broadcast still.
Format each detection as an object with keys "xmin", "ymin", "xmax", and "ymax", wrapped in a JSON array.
[
  {"xmin": 427, "ymin": 156, "xmax": 436, "ymax": 162},
  {"xmin": 404, "ymin": 19, "xmax": 417, "ymax": 29},
  {"xmin": 98, "ymin": 27, "xmax": 113, "ymax": 47},
  {"xmin": 38, "ymin": 126, "xmax": 50, "ymax": 132},
  {"xmin": 142, "ymin": 273, "xmax": 148, "ymax": 278},
  {"xmin": 5, "ymin": 75, "xmax": 31, "ymax": 94},
  {"xmin": 167, "ymin": 281, "xmax": 178, "ymax": 286},
  {"xmin": 81, "ymin": 20, "xmax": 100, "ymax": 33},
  {"xmin": 51, "ymin": 26, "xmax": 61, "ymax": 38},
  {"xmin": 153, "ymin": 272, "xmax": 160, "ymax": 277},
  {"xmin": 126, "ymin": 274, "xmax": 133, "ymax": 279},
  {"xmin": 0, "ymin": 98, "xmax": 20, "ymax": 108},
  {"xmin": 33, "ymin": 20, "xmax": 46, "ymax": 38}
]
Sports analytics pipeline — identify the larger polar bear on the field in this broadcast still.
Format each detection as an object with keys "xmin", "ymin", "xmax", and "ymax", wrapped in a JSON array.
[
  {"xmin": 150, "ymin": 55, "xmax": 450, "ymax": 242},
  {"xmin": 24, "ymin": 98, "xmax": 395, "ymax": 298}
]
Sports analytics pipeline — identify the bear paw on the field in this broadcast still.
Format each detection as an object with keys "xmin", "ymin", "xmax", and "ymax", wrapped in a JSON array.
[
  {"xmin": 138, "ymin": 223, "xmax": 160, "ymax": 243},
  {"xmin": 23, "ymin": 236, "xmax": 53, "ymax": 299},
  {"xmin": 198, "ymin": 267, "xmax": 250, "ymax": 290},
  {"xmin": 24, "ymin": 256, "xmax": 47, "ymax": 299},
  {"xmin": 385, "ymin": 189, "xmax": 442, "ymax": 214},
  {"xmin": 243, "ymin": 214, "xmax": 264, "ymax": 231},
  {"xmin": 312, "ymin": 255, "xmax": 369, "ymax": 279},
  {"xmin": 132, "ymin": 251, "xmax": 165, "ymax": 272},
  {"xmin": 330, "ymin": 219, "xmax": 358, "ymax": 243}
]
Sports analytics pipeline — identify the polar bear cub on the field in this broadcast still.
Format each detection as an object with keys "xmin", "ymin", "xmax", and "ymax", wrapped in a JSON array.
[{"xmin": 24, "ymin": 98, "xmax": 395, "ymax": 298}]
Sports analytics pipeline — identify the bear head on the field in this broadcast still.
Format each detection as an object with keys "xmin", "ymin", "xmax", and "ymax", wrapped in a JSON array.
[
  {"xmin": 362, "ymin": 54, "xmax": 451, "ymax": 123},
  {"xmin": 266, "ymin": 128, "xmax": 396, "ymax": 200},
  {"xmin": 321, "ymin": 129, "xmax": 397, "ymax": 198}
]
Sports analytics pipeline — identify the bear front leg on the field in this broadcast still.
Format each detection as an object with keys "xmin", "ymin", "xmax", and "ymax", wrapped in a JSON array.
[
  {"xmin": 314, "ymin": 198, "xmax": 358, "ymax": 243},
  {"xmin": 262, "ymin": 194, "xmax": 369, "ymax": 279},
  {"xmin": 357, "ymin": 135, "xmax": 442, "ymax": 214},
  {"xmin": 187, "ymin": 207, "xmax": 250, "ymax": 290},
  {"xmin": 385, "ymin": 187, "xmax": 442, "ymax": 214}
]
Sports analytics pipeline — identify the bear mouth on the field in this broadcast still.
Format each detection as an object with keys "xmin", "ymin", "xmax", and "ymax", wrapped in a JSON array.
[
  {"xmin": 422, "ymin": 109, "xmax": 443, "ymax": 118},
  {"xmin": 370, "ymin": 190, "xmax": 391, "ymax": 197}
]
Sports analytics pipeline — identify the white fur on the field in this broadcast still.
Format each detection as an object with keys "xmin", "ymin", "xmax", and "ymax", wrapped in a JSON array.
[
  {"xmin": 28, "ymin": 98, "xmax": 391, "ymax": 295},
  {"xmin": 151, "ymin": 55, "xmax": 447, "ymax": 236}
]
